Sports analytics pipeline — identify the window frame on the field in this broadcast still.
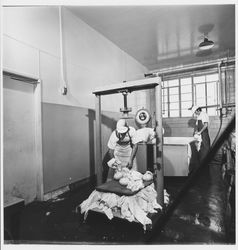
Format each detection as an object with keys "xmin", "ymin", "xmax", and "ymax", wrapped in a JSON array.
[{"xmin": 162, "ymin": 68, "xmax": 220, "ymax": 118}]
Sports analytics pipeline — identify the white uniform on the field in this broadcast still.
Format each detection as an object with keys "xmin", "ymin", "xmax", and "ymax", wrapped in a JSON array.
[
  {"xmin": 107, "ymin": 126, "xmax": 137, "ymax": 169},
  {"xmin": 196, "ymin": 111, "xmax": 209, "ymax": 126},
  {"xmin": 134, "ymin": 127, "xmax": 155, "ymax": 144}
]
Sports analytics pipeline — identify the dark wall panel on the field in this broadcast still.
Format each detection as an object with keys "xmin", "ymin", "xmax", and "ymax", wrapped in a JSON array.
[
  {"xmin": 42, "ymin": 103, "xmax": 122, "ymax": 193},
  {"xmin": 42, "ymin": 103, "xmax": 93, "ymax": 193}
]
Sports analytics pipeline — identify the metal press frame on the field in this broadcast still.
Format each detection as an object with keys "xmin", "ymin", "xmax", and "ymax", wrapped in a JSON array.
[{"xmin": 93, "ymin": 77, "xmax": 164, "ymax": 205}]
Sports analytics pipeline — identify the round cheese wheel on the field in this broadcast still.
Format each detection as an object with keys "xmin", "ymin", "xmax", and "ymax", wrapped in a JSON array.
[
  {"xmin": 119, "ymin": 177, "xmax": 129, "ymax": 186},
  {"xmin": 114, "ymin": 171, "xmax": 123, "ymax": 180},
  {"xmin": 142, "ymin": 171, "xmax": 153, "ymax": 181}
]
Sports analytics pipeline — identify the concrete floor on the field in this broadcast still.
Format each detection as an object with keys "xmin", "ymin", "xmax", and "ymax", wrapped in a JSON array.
[{"xmin": 4, "ymin": 153, "xmax": 235, "ymax": 245}]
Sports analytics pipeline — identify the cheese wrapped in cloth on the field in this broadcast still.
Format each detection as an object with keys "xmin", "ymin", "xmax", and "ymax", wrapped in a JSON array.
[{"xmin": 78, "ymin": 181, "xmax": 169, "ymax": 230}]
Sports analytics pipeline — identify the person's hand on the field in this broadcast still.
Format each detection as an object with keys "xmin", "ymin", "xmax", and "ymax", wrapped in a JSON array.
[
  {"xmin": 196, "ymin": 131, "xmax": 201, "ymax": 136},
  {"xmin": 127, "ymin": 160, "xmax": 133, "ymax": 169}
]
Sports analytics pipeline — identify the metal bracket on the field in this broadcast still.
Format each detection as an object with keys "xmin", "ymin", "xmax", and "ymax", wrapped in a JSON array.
[{"xmin": 119, "ymin": 89, "xmax": 132, "ymax": 115}]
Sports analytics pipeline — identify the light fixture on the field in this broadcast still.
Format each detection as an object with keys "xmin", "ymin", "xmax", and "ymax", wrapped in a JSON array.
[{"xmin": 199, "ymin": 37, "xmax": 214, "ymax": 50}]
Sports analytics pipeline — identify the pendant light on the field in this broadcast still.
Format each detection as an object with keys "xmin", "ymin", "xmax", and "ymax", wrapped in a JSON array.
[{"xmin": 199, "ymin": 36, "xmax": 214, "ymax": 50}]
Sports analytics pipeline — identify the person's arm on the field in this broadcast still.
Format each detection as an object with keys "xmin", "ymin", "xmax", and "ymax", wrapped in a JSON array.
[
  {"xmin": 197, "ymin": 122, "xmax": 208, "ymax": 135},
  {"xmin": 107, "ymin": 131, "xmax": 117, "ymax": 159},
  {"xmin": 108, "ymin": 148, "xmax": 115, "ymax": 159},
  {"xmin": 127, "ymin": 143, "xmax": 138, "ymax": 169}
]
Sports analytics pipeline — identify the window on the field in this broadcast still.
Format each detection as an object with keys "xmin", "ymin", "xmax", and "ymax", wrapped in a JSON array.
[
  {"xmin": 181, "ymin": 78, "xmax": 192, "ymax": 117},
  {"xmin": 162, "ymin": 72, "xmax": 219, "ymax": 117}
]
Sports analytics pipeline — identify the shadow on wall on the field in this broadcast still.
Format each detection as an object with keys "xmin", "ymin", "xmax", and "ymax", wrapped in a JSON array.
[{"xmin": 86, "ymin": 109, "xmax": 117, "ymax": 180}]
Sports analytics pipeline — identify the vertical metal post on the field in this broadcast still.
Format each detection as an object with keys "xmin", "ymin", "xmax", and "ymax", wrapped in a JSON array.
[
  {"xmin": 154, "ymin": 83, "xmax": 164, "ymax": 206},
  {"xmin": 218, "ymin": 61, "xmax": 224, "ymax": 108},
  {"xmin": 35, "ymin": 80, "xmax": 44, "ymax": 201},
  {"xmin": 123, "ymin": 92, "xmax": 128, "ymax": 110},
  {"xmin": 95, "ymin": 95, "xmax": 102, "ymax": 185}
]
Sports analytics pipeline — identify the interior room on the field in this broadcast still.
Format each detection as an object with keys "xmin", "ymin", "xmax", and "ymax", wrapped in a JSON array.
[{"xmin": 1, "ymin": 1, "xmax": 236, "ymax": 246}]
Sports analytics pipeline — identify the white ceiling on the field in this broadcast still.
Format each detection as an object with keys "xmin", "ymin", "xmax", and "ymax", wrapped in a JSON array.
[{"xmin": 67, "ymin": 5, "xmax": 235, "ymax": 71}]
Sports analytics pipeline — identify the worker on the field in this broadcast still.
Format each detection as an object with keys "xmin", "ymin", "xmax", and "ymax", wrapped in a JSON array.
[
  {"xmin": 191, "ymin": 105, "xmax": 211, "ymax": 162},
  {"xmin": 106, "ymin": 119, "xmax": 138, "ymax": 180},
  {"xmin": 134, "ymin": 108, "xmax": 156, "ymax": 144}
]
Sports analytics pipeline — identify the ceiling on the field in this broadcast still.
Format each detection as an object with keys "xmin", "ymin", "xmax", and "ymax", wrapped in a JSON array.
[{"xmin": 67, "ymin": 5, "xmax": 235, "ymax": 71}]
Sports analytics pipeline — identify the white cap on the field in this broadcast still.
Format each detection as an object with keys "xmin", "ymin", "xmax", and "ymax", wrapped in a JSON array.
[
  {"xmin": 191, "ymin": 105, "xmax": 199, "ymax": 114},
  {"xmin": 116, "ymin": 119, "xmax": 128, "ymax": 133}
]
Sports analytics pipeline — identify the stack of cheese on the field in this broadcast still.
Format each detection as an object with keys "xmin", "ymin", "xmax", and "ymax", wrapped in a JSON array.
[{"xmin": 114, "ymin": 169, "xmax": 153, "ymax": 192}]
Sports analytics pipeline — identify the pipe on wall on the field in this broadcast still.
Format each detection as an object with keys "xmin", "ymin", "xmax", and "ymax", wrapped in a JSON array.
[
  {"xmin": 151, "ymin": 57, "xmax": 235, "ymax": 77},
  {"xmin": 59, "ymin": 6, "xmax": 67, "ymax": 95},
  {"xmin": 218, "ymin": 61, "xmax": 223, "ymax": 108}
]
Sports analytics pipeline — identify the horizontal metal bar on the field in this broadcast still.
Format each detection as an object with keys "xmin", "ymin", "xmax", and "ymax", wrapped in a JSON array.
[
  {"xmin": 151, "ymin": 57, "xmax": 235, "ymax": 77},
  {"xmin": 93, "ymin": 77, "xmax": 161, "ymax": 95}
]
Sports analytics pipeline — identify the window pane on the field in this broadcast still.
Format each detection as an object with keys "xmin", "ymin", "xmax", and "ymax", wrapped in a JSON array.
[
  {"xmin": 163, "ymin": 81, "xmax": 168, "ymax": 88},
  {"xmin": 169, "ymin": 87, "xmax": 179, "ymax": 95},
  {"xmin": 196, "ymin": 84, "xmax": 205, "ymax": 97},
  {"xmin": 181, "ymin": 109, "xmax": 192, "ymax": 117},
  {"xmin": 181, "ymin": 93, "xmax": 192, "ymax": 101},
  {"xmin": 170, "ymin": 103, "xmax": 179, "ymax": 109},
  {"xmin": 206, "ymin": 73, "xmax": 218, "ymax": 82},
  {"xmin": 170, "ymin": 110, "xmax": 180, "ymax": 117},
  {"xmin": 197, "ymin": 98, "xmax": 206, "ymax": 106},
  {"xmin": 194, "ymin": 76, "xmax": 205, "ymax": 83},
  {"xmin": 170, "ymin": 95, "xmax": 179, "ymax": 102},
  {"xmin": 162, "ymin": 104, "xmax": 168, "ymax": 117},
  {"xmin": 207, "ymin": 82, "xmax": 217, "ymax": 105},
  {"xmin": 181, "ymin": 85, "xmax": 192, "ymax": 93},
  {"xmin": 181, "ymin": 101, "xmax": 192, "ymax": 109},
  {"xmin": 163, "ymin": 94, "xmax": 168, "ymax": 103},
  {"xmin": 163, "ymin": 88, "xmax": 167, "ymax": 96},
  {"xmin": 207, "ymin": 107, "xmax": 217, "ymax": 116},
  {"xmin": 163, "ymin": 102, "xmax": 168, "ymax": 112},
  {"xmin": 181, "ymin": 77, "xmax": 192, "ymax": 85},
  {"xmin": 196, "ymin": 84, "xmax": 206, "ymax": 106},
  {"xmin": 168, "ymin": 79, "xmax": 179, "ymax": 87}
]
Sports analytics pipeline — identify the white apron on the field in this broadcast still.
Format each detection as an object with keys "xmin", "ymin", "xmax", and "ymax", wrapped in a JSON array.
[{"xmin": 114, "ymin": 143, "xmax": 137, "ymax": 170}]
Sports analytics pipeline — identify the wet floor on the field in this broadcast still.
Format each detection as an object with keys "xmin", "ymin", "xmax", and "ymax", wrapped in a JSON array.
[{"xmin": 5, "ymin": 152, "xmax": 235, "ymax": 245}]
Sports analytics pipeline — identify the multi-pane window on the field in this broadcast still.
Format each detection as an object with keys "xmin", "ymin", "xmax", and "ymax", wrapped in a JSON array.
[
  {"xmin": 162, "ymin": 72, "xmax": 219, "ymax": 117},
  {"xmin": 181, "ymin": 78, "xmax": 193, "ymax": 117},
  {"xmin": 163, "ymin": 79, "xmax": 179, "ymax": 117}
]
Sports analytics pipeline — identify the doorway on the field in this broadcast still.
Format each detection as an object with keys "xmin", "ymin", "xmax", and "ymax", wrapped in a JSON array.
[{"xmin": 3, "ymin": 72, "xmax": 43, "ymax": 204}]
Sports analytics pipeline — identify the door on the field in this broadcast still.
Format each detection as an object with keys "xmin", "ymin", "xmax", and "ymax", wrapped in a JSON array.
[{"xmin": 3, "ymin": 73, "xmax": 41, "ymax": 204}]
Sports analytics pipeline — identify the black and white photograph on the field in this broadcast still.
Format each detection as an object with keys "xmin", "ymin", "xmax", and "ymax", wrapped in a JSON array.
[{"xmin": 0, "ymin": 0, "xmax": 236, "ymax": 248}]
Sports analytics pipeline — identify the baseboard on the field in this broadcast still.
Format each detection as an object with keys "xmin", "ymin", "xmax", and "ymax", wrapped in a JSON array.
[
  {"xmin": 43, "ymin": 175, "xmax": 96, "ymax": 201},
  {"xmin": 69, "ymin": 175, "xmax": 96, "ymax": 191},
  {"xmin": 44, "ymin": 186, "xmax": 70, "ymax": 201}
]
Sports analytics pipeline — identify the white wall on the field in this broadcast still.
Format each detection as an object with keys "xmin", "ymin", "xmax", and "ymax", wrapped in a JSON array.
[
  {"xmin": 3, "ymin": 6, "xmax": 148, "ymax": 111},
  {"xmin": 2, "ymin": 6, "xmax": 149, "ymax": 196}
]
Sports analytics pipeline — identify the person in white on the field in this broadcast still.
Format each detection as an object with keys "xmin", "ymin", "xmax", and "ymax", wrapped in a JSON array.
[
  {"xmin": 191, "ymin": 105, "xmax": 211, "ymax": 162},
  {"xmin": 107, "ymin": 119, "xmax": 138, "ymax": 180}
]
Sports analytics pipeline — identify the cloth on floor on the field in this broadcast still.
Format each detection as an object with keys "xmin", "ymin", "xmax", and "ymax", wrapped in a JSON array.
[{"xmin": 78, "ymin": 184, "xmax": 169, "ymax": 229}]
